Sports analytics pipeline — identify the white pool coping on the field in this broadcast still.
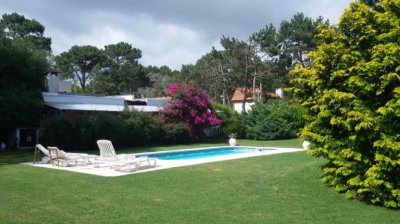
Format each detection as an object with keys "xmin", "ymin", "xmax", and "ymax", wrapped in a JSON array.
[{"xmin": 22, "ymin": 146, "xmax": 306, "ymax": 177}]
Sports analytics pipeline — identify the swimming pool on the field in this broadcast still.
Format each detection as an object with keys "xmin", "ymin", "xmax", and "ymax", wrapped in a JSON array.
[{"xmin": 140, "ymin": 146, "xmax": 261, "ymax": 160}]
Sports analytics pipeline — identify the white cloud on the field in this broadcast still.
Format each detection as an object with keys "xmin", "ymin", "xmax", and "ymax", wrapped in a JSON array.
[
  {"xmin": 142, "ymin": 48, "xmax": 200, "ymax": 70},
  {"xmin": 1, "ymin": 0, "xmax": 354, "ymax": 71},
  {"xmin": 299, "ymin": 0, "xmax": 354, "ymax": 24},
  {"xmin": 49, "ymin": 13, "xmax": 208, "ymax": 70}
]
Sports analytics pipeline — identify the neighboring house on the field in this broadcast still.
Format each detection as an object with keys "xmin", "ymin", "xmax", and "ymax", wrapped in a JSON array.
[
  {"xmin": 43, "ymin": 73, "xmax": 169, "ymax": 115},
  {"xmin": 231, "ymin": 87, "xmax": 281, "ymax": 113},
  {"xmin": 16, "ymin": 73, "xmax": 170, "ymax": 149}
]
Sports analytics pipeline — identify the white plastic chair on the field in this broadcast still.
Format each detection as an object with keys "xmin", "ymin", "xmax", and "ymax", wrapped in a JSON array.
[
  {"xmin": 96, "ymin": 140, "xmax": 156, "ymax": 171},
  {"xmin": 134, "ymin": 155, "xmax": 157, "ymax": 168},
  {"xmin": 47, "ymin": 146, "xmax": 88, "ymax": 167},
  {"xmin": 97, "ymin": 140, "xmax": 128, "ymax": 160},
  {"xmin": 96, "ymin": 140, "xmax": 134, "ymax": 169},
  {"xmin": 34, "ymin": 144, "xmax": 51, "ymax": 163}
]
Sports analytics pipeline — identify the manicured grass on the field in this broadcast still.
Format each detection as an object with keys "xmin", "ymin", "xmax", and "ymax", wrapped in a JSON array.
[{"xmin": 1, "ymin": 139, "xmax": 399, "ymax": 223}]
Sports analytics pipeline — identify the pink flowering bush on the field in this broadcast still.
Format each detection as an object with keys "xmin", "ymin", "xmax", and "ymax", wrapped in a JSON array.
[
  {"xmin": 166, "ymin": 83, "xmax": 181, "ymax": 97},
  {"xmin": 163, "ymin": 83, "xmax": 222, "ymax": 139}
]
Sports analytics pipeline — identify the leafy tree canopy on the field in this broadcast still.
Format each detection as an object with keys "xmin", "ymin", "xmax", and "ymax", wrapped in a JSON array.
[
  {"xmin": 91, "ymin": 42, "xmax": 144, "ymax": 95},
  {"xmin": 0, "ymin": 33, "xmax": 48, "ymax": 145},
  {"xmin": 138, "ymin": 72, "xmax": 173, "ymax": 98},
  {"xmin": 55, "ymin": 45, "xmax": 104, "ymax": 91},
  {"xmin": 291, "ymin": 0, "xmax": 400, "ymax": 208},
  {"xmin": 0, "ymin": 12, "xmax": 51, "ymax": 52},
  {"xmin": 251, "ymin": 13, "xmax": 328, "ymax": 88}
]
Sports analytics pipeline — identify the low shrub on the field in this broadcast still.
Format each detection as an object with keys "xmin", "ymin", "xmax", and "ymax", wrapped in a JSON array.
[
  {"xmin": 164, "ymin": 122, "xmax": 191, "ymax": 144},
  {"xmin": 213, "ymin": 102, "xmax": 242, "ymax": 138},
  {"xmin": 122, "ymin": 111, "xmax": 161, "ymax": 146},
  {"xmin": 239, "ymin": 99, "xmax": 306, "ymax": 140}
]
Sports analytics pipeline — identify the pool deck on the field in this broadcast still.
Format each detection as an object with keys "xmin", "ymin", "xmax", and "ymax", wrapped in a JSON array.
[{"xmin": 23, "ymin": 146, "xmax": 306, "ymax": 177}]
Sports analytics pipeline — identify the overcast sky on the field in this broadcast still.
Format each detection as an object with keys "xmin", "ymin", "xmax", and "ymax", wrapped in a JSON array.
[{"xmin": 1, "ymin": 0, "xmax": 354, "ymax": 70}]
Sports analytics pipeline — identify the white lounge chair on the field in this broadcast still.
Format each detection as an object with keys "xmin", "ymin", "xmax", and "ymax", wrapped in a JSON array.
[
  {"xmin": 33, "ymin": 144, "xmax": 51, "ymax": 164},
  {"xmin": 34, "ymin": 144, "xmax": 88, "ymax": 164},
  {"xmin": 95, "ymin": 139, "xmax": 137, "ymax": 171},
  {"xmin": 96, "ymin": 140, "xmax": 156, "ymax": 171},
  {"xmin": 133, "ymin": 154, "xmax": 157, "ymax": 168},
  {"xmin": 97, "ymin": 139, "xmax": 129, "ymax": 160},
  {"xmin": 47, "ymin": 146, "xmax": 90, "ymax": 167}
]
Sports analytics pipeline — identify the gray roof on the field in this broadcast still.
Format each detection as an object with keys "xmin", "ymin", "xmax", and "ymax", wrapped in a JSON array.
[{"xmin": 43, "ymin": 92, "xmax": 166, "ymax": 112}]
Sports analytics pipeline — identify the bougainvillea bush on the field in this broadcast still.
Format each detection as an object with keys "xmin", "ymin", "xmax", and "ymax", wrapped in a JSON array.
[
  {"xmin": 291, "ymin": 0, "xmax": 400, "ymax": 208},
  {"xmin": 163, "ymin": 83, "xmax": 222, "ymax": 139}
]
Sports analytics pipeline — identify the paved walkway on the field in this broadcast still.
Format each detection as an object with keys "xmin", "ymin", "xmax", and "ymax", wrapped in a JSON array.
[{"xmin": 23, "ymin": 147, "xmax": 305, "ymax": 177}]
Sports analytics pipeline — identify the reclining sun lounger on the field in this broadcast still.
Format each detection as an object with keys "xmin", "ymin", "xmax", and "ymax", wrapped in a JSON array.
[
  {"xmin": 34, "ymin": 144, "xmax": 52, "ymax": 164},
  {"xmin": 47, "ymin": 146, "xmax": 94, "ymax": 167},
  {"xmin": 96, "ymin": 139, "xmax": 157, "ymax": 172}
]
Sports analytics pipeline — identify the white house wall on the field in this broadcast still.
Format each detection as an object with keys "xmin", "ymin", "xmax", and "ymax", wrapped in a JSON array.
[{"xmin": 233, "ymin": 102, "xmax": 255, "ymax": 113}]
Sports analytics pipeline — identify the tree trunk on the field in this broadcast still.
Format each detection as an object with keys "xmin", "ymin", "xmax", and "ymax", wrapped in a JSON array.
[
  {"xmin": 220, "ymin": 63, "xmax": 231, "ymax": 105},
  {"xmin": 242, "ymin": 51, "xmax": 249, "ymax": 112}
]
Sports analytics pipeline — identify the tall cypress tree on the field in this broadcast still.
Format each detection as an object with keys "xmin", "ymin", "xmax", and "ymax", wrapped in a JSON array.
[{"xmin": 291, "ymin": 0, "xmax": 400, "ymax": 208}]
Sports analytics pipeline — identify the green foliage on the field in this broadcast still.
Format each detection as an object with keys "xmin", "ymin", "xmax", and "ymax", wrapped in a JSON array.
[
  {"xmin": 40, "ymin": 112, "xmax": 191, "ymax": 151},
  {"xmin": 91, "ymin": 42, "xmax": 145, "ymax": 95},
  {"xmin": 278, "ymin": 13, "xmax": 323, "ymax": 67},
  {"xmin": 0, "ymin": 33, "xmax": 48, "ymax": 146},
  {"xmin": 212, "ymin": 102, "xmax": 241, "ymax": 138},
  {"xmin": 55, "ymin": 45, "xmax": 104, "ymax": 91},
  {"xmin": 0, "ymin": 12, "xmax": 52, "ymax": 52},
  {"xmin": 163, "ymin": 122, "xmax": 191, "ymax": 144},
  {"xmin": 290, "ymin": 0, "xmax": 400, "ymax": 208},
  {"xmin": 251, "ymin": 13, "xmax": 328, "ymax": 89},
  {"xmin": 239, "ymin": 100, "xmax": 305, "ymax": 140},
  {"xmin": 138, "ymin": 72, "xmax": 173, "ymax": 97},
  {"xmin": 121, "ymin": 110, "xmax": 165, "ymax": 146},
  {"xmin": 40, "ymin": 115, "xmax": 96, "ymax": 150}
]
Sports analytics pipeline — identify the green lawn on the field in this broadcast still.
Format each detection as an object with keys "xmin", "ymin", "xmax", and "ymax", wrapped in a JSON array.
[{"xmin": 1, "ymin": 139, "xmax": 399, "ymax": 223}]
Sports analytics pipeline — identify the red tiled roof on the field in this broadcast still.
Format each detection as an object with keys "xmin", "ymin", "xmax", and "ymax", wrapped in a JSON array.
[{"xmin": 231, "ymin": 87, "xmax": 279, "ymax": 102}]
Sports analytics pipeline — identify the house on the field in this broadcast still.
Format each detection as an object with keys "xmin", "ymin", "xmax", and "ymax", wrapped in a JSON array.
[
  {"xmin": 43, "ymin": 73, "xmax": 169, "ymax": 115},
  {"xmin": 42, "ymin": 92, "xmax": 169, "ymax": 115},
  {"xmin": 14, "ymin": 73, "xmax": 170, "ymax": 149},
  {"xmin": 231, "ymin": 87, "xmax": 281, "ymax": 113}
]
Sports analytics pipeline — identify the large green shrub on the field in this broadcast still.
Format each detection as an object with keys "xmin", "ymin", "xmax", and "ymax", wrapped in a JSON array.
[
  {"xmin": 239, "ymin": 100, "xmax": 305, "ymax": 140},
  {"xmin": 40, "ymin": 111, "xmax": 192, "ymax": 151},
  {"xmin": 89, "ymin": 113, "xmax": 126, "ymax": 147},
  {"xmin": 40, "ymin": 113, "xmax": 125, "ymax": 151},
  {"xmin": 122, "ymin": 110, "xmax": 173, "ymax": 146},
  {"xmin": 212, "ymin": 102, "xmax": 241, "ymax": 138},
  {"xmin": 291, "ymin": 0, "xmax": 400, "ymax": 208},
  {"xmin": 164, "ymin": 122, "xmax": 191, "ymax": 144},
  {"xmin": 0, "ymin": 35, "xmax": 48, "ymax": 146}
]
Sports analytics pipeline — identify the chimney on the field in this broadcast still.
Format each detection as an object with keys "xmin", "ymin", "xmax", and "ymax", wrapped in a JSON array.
[
  {"xmin": 48, "ymin": 72, "xmax": 59, "ymax": 93},
  {"xmin": 47, "ymin": 72, "xmax": 72, "ymax": 93}
]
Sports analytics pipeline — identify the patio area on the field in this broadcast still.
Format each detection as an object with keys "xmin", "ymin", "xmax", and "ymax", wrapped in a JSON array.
[{"xmin": 23, "ymin": 147, "xmax": 305, "ymax": 176}]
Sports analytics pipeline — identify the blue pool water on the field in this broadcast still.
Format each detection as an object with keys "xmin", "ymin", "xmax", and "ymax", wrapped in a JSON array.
[{"xmin": 142, "ymin": 147, "xmax": 258, "ymax": 160}]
